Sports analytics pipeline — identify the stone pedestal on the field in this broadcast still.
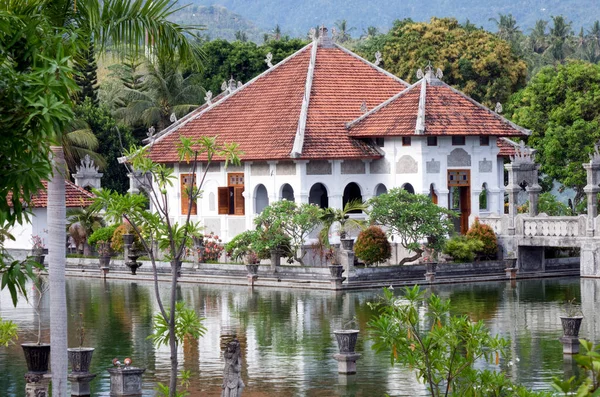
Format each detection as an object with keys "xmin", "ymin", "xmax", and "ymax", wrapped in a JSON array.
[
  {"xmin": 340, "ymin": 251, "xmax": 354, "ymax": 283},
  {"xmin": 559, "ymin": 336, "xmax": 580, "ymax": 355},
  {"xmin": 68, "ymin": 372, "xmax": 96, "ymax": 396},
  {"xmin": 505, "ymin": 267, "xmax": 518, "ymax": 279},
  {"xmin": 328, "ymin": 265, "xmax": 346, "ymax": 290},
  {"xmin": 108, "ymin": 367, "xmax": 145, "ymax": 396},
  {"xmin": 333, "ymin": 352, "xmax": 361, "ymax": 374},
  {"xmin": 24, "ymin": 373, "xmax": 50, "ymax": 397},
  {"xmin": 425, "ymin": 272, "xmax": 435, "ymax": 283}
]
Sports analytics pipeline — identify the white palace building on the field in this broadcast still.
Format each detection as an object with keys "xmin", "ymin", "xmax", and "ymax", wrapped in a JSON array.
[{"xmin": 140, "ymin": 28, "xmax": 528, "ymax": 242}]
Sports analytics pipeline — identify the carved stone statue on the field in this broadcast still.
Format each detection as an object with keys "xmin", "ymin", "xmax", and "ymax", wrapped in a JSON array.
[{"xmin": 221, "ymin": 339, "xmax": 244, "ymax": 397}]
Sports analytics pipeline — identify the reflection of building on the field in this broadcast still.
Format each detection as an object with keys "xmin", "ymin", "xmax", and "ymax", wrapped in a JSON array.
[{"xmin": 145, "ymin": 28, "xmax": 528, "ymax": 240}]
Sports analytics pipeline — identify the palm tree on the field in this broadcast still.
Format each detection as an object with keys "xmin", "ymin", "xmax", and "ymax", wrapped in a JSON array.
[
  {"xmin": 273, "ymin": 24, "xmax": 282, "ymax": 40},
  {"xmin": 361, "ymin": 26, "xmax": 379, "ymax": 39},
  {"xmin": 489, "ymin": 13, "xmax": 521, "ymax": 43},
  {"xmin": 66, "ymin": 207, "xmax": 104, "ymax": 256},
  {"xmin": 334, "ymin": 19, "xmax": 356, "ymax": 43},
  {"xmin": 18, "ymin": 1, "xmax": 201, "ymax": 396},
  {"xmin": 529, "ymin": 19, "xmax": 549, "ymax": 54},
  {"xmin": 116, "ymin": 57, "xmax": 206, "ymax": 131},
  {"xmin": 62, "ymin": 119, "xmax": 106, "ymax": 174},
  {"xmin": 547, "ymin": 15, "xmax": 573, "ymax": 63},
  {"xmin": 319, "ymin": 199, "xmax": 368, "ymax": 246}
]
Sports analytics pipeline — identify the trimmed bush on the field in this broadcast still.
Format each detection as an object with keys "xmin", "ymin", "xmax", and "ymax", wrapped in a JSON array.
[
  {"xmin": 466, "ymin": 219, "xmax": 498, "ymax": 259},
  {"xmin": 111, "ymin": 224, "xmax": 144, "ymax": 253},
  {"xmin": 88, "ymin": 225, "xmax": 118, "ymax": 248},
  {"xmin": 443, "ymin": 236, "xmax": 484, "ymax": 263},
  {"xmin": 354, "ymin": 226, "xmax": 392, "ymax": 266}
]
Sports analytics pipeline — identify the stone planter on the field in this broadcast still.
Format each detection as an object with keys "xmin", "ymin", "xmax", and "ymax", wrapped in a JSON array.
[
  {"xmin": 107, "ymin": 367, "xmax": 145, "ymax": 396},
  {"xmin": 67, "ymin": 347, "xmax": 94, "ymax": 373},
  {"xmin": 21, "ymin": 343, "xmax": 51, "ymax": 374},
  {"xmin": 340, "ymin": 238, "xmax": 354, "ymax": 251},
  {"xmin": 328, "ymin": 264, "xmax": 344, "ymax": 279},
  {"xmin": 246, "ymin": 263, "xmax": 259, "ymax": 276},
  {"xmin": 504, "ymin": 257, "xmax": 517, "ymax": 269},
  {"xmin": 333, "ymin": 329, "xmax": 359, "ymax": 354},
  {"xmin": 99, "ymin": 255, "xmax": 111, "ymax": 268},
  {"xmin": 560, "ymin": 316, "xmax": 583, "ymax": 337},
  {"xmin": 126, "ymin": 253, "xmax": 141, "ymax": 275},
  {"xmin": 122, "ymin": 234, "xmax": 134, "ymax": 246},
  {"xmin": 270, "ymin": 248, "xmax": 281, "ymax": 271},
  {"xmin": 33, "ymin": 255, "xmax": 45, "ymax": 266}
]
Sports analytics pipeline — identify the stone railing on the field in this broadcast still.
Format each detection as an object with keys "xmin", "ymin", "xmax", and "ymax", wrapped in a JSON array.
[
  {"xmin": 519, "ymin": 215, "xmax": 586, "ymax": 238},
  {"xmin": 478, "ymin": 215, "xmax": 507, "ymax": 235}
]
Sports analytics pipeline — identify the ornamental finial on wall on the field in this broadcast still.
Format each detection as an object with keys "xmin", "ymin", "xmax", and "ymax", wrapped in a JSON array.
[
  {"xmin": 204, "ymin": 90, "xmax": 213, "ymax": 105},
  {"xmin": 309, "ymin": 28, "xmax": 317, "ymax": 41},
  {"xmin": 416, "ymin": 68, "xmax": 424, "ymax": 79},
  {"xmin": 170, "ymin": 113, "xmax": 177, "ymax": 123},
  {"xmin": 221, "ymin": 81, "xmax": 227, "ymax": 92},
  {"xmin": 147, "ymin": 126, "xmax": 156, "ymax": 144},
  {"xmin": 360, "ymin": 101, "xmax": 368, "ymax": 114},
  {"xmin": 495, "ymin": 102, "xmax": 503, "ymax": 114}
]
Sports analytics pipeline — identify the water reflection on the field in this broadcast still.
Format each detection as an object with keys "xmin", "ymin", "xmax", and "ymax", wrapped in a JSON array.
[{"xmin": 0, "ymin": 277, "xmax": 597, "ymax": 396}]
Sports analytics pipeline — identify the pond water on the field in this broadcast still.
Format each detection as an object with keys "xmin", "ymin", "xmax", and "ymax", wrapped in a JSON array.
[{"xmin": 0, "ymin": 276, "xmax": 599, "ymax": 396}]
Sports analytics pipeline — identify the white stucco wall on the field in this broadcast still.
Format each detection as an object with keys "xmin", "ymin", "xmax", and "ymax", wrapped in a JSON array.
[{"xmin": 5, "ymin": 208, "xmax": 49, "ymax": 250}]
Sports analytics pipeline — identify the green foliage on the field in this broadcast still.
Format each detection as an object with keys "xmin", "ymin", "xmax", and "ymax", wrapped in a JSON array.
[
  {"xmin": 519, "ymin": 193, "xmax": 574, "ymax": 216},
  {"xmin": 319, "ymin": 199, "xmax": 367, "ymax": 245},
  {"xmin": 378, "ymin": 18, "xmax": 527, "ymax": 106},
  {"xmin": 369, "ymin": 188, "xmax": 455, "ymax": 264},
  {"xmin": 156, "ymin": 370, "xmax": 192, "ymax": 397},
  {"xmin": 443, "ymin": 235, "xmax": 485, "ymax": 263},
  {"xmin": 0, "ymin": 229, "xmax": 42, "ymax": 306},
  {"xmin": 149, "ymin": 301, "xmax": 207, "ymax": 347},
  {"xmin": 465, "ymin": 219, "xmax": 498, "ymax": 259},
  {"xmin": 111, "ymin": 223, "xmax": 143, "ymax": 253},
  {"xmin": 508, "ymin": 61, "xmax": 600, "ymax": 205},
  {"xmin": 225, "ymin": 230, "xmax": 258, "ymax": 262},
  {"xmin": 88, "ymin": 225, "xmax": 118, "ymax": 247},
  {"xmin": 368, "ymin": 285, "xmax": 515, "ymax": 396},
  {"xmin": 354, "ymin": 226, "xmax": 391, "ymax": 266},
  {"xmin": 552, "ymin": 339, "xmax": 600, "ymax": 396},
  {"xmin": 254, "ymin": 201, "xmax": 322, "ymax": 264},
  {"xmin": 74, "ymin": 39, "xmax": 99, "ymax": 106},
  {"xmin": 0, "ymin": 318, "xmax": 18, "ymax": 347}
]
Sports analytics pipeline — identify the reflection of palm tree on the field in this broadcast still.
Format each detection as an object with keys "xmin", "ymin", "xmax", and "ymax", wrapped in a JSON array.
[{"xmin": 116, "ymin": 58, "xmax": 205, "ymax": 131}]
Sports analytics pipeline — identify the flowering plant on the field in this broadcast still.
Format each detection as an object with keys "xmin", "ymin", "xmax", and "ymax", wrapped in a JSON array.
[
  {"xmin": 200, "ymin": 232, "xmax": 223, "ymax": 262},
  {"xmin": 31, "ymin": 235, "xmax": 46, "ymax": 251},
  {"xmin": 246, "ymin": 252, "xmax": 259, "ymax": 264},
  {"xmin": 420, "ymin": 244, "xmax": 437, "ymax": 263}
]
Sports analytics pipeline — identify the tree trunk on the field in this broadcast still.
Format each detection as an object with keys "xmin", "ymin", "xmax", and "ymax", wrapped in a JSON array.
[
  {"xmin": 169, "ymin": 261, "xmax": 178, "ymax": 397},
  {"xmin": 48, "ymin": 146, "xmax": 68, "ymax": 397}
]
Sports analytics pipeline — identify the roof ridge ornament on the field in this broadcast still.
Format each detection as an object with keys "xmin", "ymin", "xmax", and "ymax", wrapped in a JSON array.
[
  {"xmin": 360, "ymin": 100, "xmax": 368, "ymax": 114},
  {"xmin": 147, "ymin": 126, "xmax": 156, "ymax": 144},
  {"xmin": 204, "ymin": 90, "xmax": 213, "ymax": 105},
  {"xmin": 265, "ymin": 52, "xmax": 274, "ymax": 68},
  {"xmin": 495, "ymin": 102, "xmax": 503, "ymax": 114},
  {"xmin": 510, "ymin": 140, "xmax": 536, "ymax": 164},
  {"xmin": 416, "ymin": 68, "xmax": 424, "ymax": 79},
  {"xmin": 309, "ymin": 28, "xmax": 317, "ymax": 41},
  {"xmin": 590, "ymin": 141, "xmax": 600, "ymax": 162},
  {"xmin": 170, "ymin": 113, "xmax": 177, "ymax": 123},
  {"xmin": 318, "ymin": 25, "xmax": 334, "ymax": 48},
  {"xmin": 374, "ymin": 51, "xmax": 382, "ymax": 66}
]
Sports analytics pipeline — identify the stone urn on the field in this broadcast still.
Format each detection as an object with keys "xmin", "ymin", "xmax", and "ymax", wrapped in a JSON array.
[
  {"xmin": 333, "ymin": 329, "xmax": 359, "ymax": 354},
  {"xmin": 328, "ymin": 264, "xmax": 344, "ymax": 279},
  {"xmin": 560, "ymin": 316, "xmax": 583, "ymax": 337},
  {"xmin": 246, "ymin": 263, "xmax": 259, "ymax": 276},
  {"xmin": 21, "ymin": 343, "xmax": 51, "ymax": 374},
  {"xmin": 67, "ymin": 347, "xmax": 95, "ymax": 373},
  {"xmin": 126, "ymin": 253, "xmax": 141, "ymax": 275},
  {"xmin": 340, "ymin": 238, "xmax": 354, "ymax": 251},
  {"xmin": 122, "ymin": 234, "xmax": 134, "ymax": 246},
  {"xmin": 108, "ymin": 367, "xmax": 146, "ymax": 396},
  {"xmin": 99, "ymin": 255, "xmax": 111, "ymax": 268}
]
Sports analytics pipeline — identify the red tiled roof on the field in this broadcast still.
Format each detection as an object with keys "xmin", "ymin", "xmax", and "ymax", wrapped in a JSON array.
[
  {"xmin": 147, "ymin": 42, "xmax": 408, "ymax": 162},
  {"xmin": 8, "ymin": 180, "xmax": 95, "ymax": 208},
  {"xmin": 347, "ymin": 79, "xmax": 530, "ymax": 137},
  {"xmin": 497, "ymin": 138, "xmax": 520, "ymax": 157}
]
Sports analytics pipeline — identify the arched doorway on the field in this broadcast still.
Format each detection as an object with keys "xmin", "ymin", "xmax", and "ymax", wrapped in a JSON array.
[
  {"xmin": 343, "ymin": 182, "xmax": 362, "ymax": 213},
  {"xmin": 402, "ymin": 183, "xmax": 415, "ymax": 194},
  {"xmin": 309, "ymin": 183, "xmax": 328, "ymax": 208},
  {"xmin": 374, "ymin": 184, "xmax": 387, "ymax": 196},
  {"xmin": 254, "ymin": 184, "xmax": 269, "ymax": 214},
  {"xmin": 280, "ymin": 183, "xmax": 295, "ymax": 201}
]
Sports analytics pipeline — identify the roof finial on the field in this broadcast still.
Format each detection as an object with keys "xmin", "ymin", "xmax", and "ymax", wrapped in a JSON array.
[
  {"xmin": 221, "ymin": 81, "xmax": 227, "ymax": 92},
  {"xmin": 147, "ymin": 126, "xmax": 156, "ymax": 144},
  {"xmin": 265, "ymin": 52, "xmax": 274, "ymax": 68},
  {"xmin": 309, "ymin": 28, "xmax": 317, "ymax": 41},
  {"xmin": 204, "ymin": 90, "xmax": 213, "ymax": 105},
  {"xmin": 495, "ymin": 102, "xmax": 503, "ymax": 114},
  {"xmin": 169, "ymin": 113, "xmax": 177, "ymax": 123},
  {"xmin": 318, "ymin": 25, "xmax": 334, "ymax": 48},
  {"xmin": 416, "ymin": 68, "xmax": 424, "ymax": 79},
  {"xmin": 360, "ymin": 100, "xmax": 368, "ymax": 113},
  {"xmin": 374, "ymin": 51, "xmax": 382, "ymax": 66}
]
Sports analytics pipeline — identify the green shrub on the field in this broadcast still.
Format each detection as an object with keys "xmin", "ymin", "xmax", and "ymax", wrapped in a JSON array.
[
  {"xmin": 111, "ymin": 223, "xmax": 144, "ymax": 253},
  {"xmin": 88, "ymin": 225, "xmax": 118, "ymax": 247},
  {"xmin": 466, "ymin": 219, "xmax": 498, "ymax": 259},
  {"xmin": 354, "ymin": 226, "xmax": 392, "ymax": 266},
  {"xmin": 443, "ymin": 236, "xmax": 484, "ymax": 263},
  {"xmin": 225, "ymin": 230, "xmax": 257, "ymax": 262}
]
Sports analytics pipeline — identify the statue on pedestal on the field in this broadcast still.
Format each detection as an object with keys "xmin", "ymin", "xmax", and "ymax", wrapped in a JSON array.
[{"xmin": 221, "ymin": 338, "xmax": 244, "ymax": 397}]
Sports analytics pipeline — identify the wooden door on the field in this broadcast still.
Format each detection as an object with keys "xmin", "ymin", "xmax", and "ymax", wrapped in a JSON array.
[{"xmin": 447, "ymin": 170, "xmax": 471, "ymax": 234}]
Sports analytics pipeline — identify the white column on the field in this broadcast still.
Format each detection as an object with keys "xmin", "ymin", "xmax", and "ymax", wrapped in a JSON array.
[{"xmin": 297, "ymin": 161, "xmax": 309, "ymax": 204}]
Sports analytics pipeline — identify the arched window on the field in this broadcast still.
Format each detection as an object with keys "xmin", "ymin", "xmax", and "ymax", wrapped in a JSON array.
[
  {"xmin": 343, "ymin": 182, "xmax": 363, "ymax": 213},
  {"xmin": 375, "ymin": 184, "xmax": 387, "ymax": 196},
  {"xmin": 402, "ymin": 183, "xmax": 415, "ymax": 194},
  {"xmin": 429, "ymin": 183, "xmax": 438, "ymax": 204},
  {"xmin": 254, "ymin": 184, "xmax": 269, "ymax": 214},
  {"xmin": 280, "ymin": 183, "xmax": 295, "ymax": 201},
  {"xmin": 479, "ymin": 183, "xmax": 488, "ymax": 211},
  {"xmin": 309, "ymin": 183, "xmax": 328, "ymax": 208}
]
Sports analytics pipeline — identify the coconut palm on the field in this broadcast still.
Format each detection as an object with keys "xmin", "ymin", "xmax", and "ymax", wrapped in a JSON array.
[
  {"xmin": 62, "ymin": 119, "xmax": 106, "ymax": 174},
  {"xmin": 529, "ymin": 19, "xmax": 549, "ymax": 54},
  {"xmin": 7, "ymin": 1, "xmax": 202, "ymax": 395},
  {"xmin": 547, "ymin": 15, "xmax": 573, "ymax": 63},
  {"xmin": 334, "ymin": 19, "xmax": 356, "ymax": 43},
  {"xmin": 489, "ymin": 13, "xmax": 521, "ymax": 43},
  {"xmin": 116, "ymin": 57, "xmax": 206, "ymax": 131}
]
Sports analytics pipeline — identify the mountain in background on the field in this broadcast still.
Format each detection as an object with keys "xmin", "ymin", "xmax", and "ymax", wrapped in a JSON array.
[
  {"xmin": 171, "ymin": 5, "xmax": 266, "ymax": 42},
  {"xmin": 183, "ymin": 0, "xmax": 600, "ymax": 37}
]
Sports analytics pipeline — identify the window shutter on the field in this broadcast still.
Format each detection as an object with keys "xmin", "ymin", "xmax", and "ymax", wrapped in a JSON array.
[
  {"xmin": 218, "ymin": 187, "xmax": 230, "ymax": 214},
  {"xmin": 181, "ymin": 174, "xmax": 197, "ymax": 215},
  {"xmin": 234, "ymin": 187, "xmax": 245, "ymax": 215}
]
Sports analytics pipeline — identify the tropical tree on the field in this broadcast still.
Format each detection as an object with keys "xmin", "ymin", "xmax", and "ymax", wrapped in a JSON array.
[
  {"xmin": 361, "ymin": 26, "xmax": 379, "ymax": 39},
  {"xmin": 489, "ymin": 13, "xmax": 521, "ymax": 44},
  {"xmin": 369, "ymin": 188, "xmax": 455, "ymax": 265},
  {"xmin": 547, "ymin": 15, "xmax": 573, "ymax": 63},
  {"xmin": 380, "ymin": 17, "xmax": 527, "ymax": 106},
  {"xmin": 116, "ymin": 56, "xmax": 206, "ymax": 131},
  {"xmin": 73, "ymin": 39, "xmax": 99, "ymax": 106},
  {"xmin": 508, "ymin": 61, "xmax": 600, "ymax": 206},
  {"xmin": 319, "ymin": 199, "xmax": 368, "ymax": 246},
  {"xmin": 66, "ymin": 207, "xmax": 104, "ymax": 256},
  {"xmin": 94, "ymin": 136, "xmax": 241, "ymax": 396},
  {"xmin": 62, "ymin": 119, "xmax": 105, "ymax": 174},
  {"xmin": 334, "ymin": 19, "xmax": 356, "ymax": 43},
  {"xmin": 529, "ymin": 19, "xmax": 549, "ymax": 54},
  {"xmin": 1, "ymin": 0, "xmax": 201, "ymax": 395}
]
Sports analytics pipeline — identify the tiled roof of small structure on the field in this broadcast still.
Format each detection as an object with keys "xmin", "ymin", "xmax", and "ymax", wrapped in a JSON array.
[
  {"xmin": 8, "ymin": 180, "xmax": 96, "ymax": 208},
  {"xmin": 347, "ymin": 73, "xmax": 530, "ymax": 138},
  {"xmin": 497, "ymin": 137, "xmax": 522, "ymax": 157},
  {"xmin": 146, "ymin": 37, "xmax": 408, "ymax": 163}
]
